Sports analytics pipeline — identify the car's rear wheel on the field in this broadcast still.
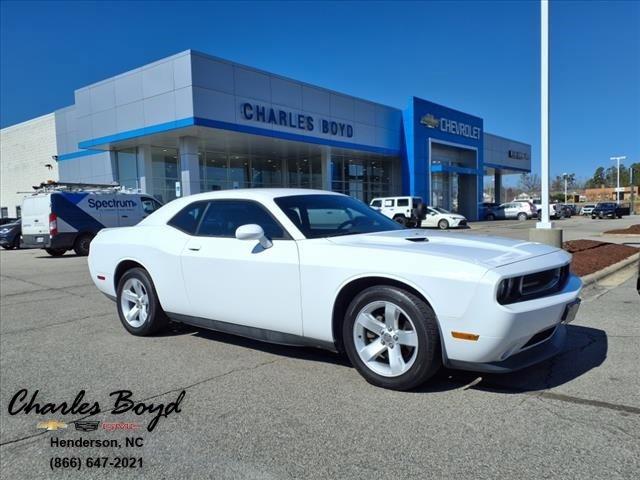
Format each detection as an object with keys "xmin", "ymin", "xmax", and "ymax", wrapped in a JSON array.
[
  {"xmin": 116, "ymin": 268, "xmax": 168, "ymax": 336},
  {"xmin": 73, "ymin": 233, "xmax": 93, "ymax": 256},
  {"xmin": 393, "ymin": 215, "xmax": 407, "ymax": 226},
  {"xmin": 342, "ymin": 286, "xmax": 441, "ymax": 390},
  {"xmin": 45, "ymin": 248, "xmax": 66, "ymax": 256},
  {"xmin": 438, "ymin": 219, "xmax": 449, "ymax": 230},
  {"xmin": 486, "ymin": 213, "xmax": 495, "ymax": 221},
  {"xmin": 517, "ymin": 212, "xmax": 528, "ymax": 221}
]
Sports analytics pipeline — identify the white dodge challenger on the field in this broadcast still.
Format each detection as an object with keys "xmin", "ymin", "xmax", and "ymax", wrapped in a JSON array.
[{"xmin": 88, "ymin": 189, "xmax": 582, "ymax": 390}]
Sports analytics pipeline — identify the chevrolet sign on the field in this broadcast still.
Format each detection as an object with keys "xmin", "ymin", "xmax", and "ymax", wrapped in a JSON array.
[{"xmin": 421, "ymin": 114, "xmax": 481, "ymax": 140}]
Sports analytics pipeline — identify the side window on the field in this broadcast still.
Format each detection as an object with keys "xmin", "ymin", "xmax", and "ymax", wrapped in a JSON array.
[
  {"xmin": 384, "ymin": 199, "xmax": 395, "ymax": 207},
  {"xmin": 370, "ymin": 200, "xmax": 382, "ymax": 208},
  {"xmin": 197, "ymin": 200, "xmax": 286, "ymax": 239},
  {"xmin": 142, "ymin": 197, "xmax": 162, "ymax": 214},
  {"xmin": 168, "ymin": 201, "xmax": 208, "ymax": 235},
  {"xmin": 397, "ymin": 199, "xmax": 409, "ymax": 207}
]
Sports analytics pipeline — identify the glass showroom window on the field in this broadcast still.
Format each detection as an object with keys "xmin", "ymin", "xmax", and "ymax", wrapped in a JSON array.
[
  {"xmin": 251, "ymin": 156, "xmax": 284, "ymax": 187},
  {"xmin": 115, "ymin": 148, "xmax": 139, "ymax": 190},
  {"xmin": 331, "ymin": 153, "xmax": 394, "ymax": 202},
  {"xmin": 287, "ymin": 154, "xmax": 322, "ymax": 189},
  {"xmin": 199, "ymin": 150, "xmax": 229, "ymax": 191},
  {"xmin": 151, "ymin": 147, "xmax": 179, "ymax": 203}
]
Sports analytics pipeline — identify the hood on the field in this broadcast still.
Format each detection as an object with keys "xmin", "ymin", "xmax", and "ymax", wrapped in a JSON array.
[{"xmin": 326, "ymin": 229, "xmax": 564, "ymax": 268}]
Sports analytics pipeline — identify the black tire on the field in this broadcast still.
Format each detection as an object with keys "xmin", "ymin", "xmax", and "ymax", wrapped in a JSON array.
[
  {"xmin": 486, "ymin": 213, "xmax": 495, "ymax": 221},
  {"xmin": 73, "ymin": 233, "xmax": 93, "ymax": 256},
  {"xmin": 116, "ymin": 267, "xmax": 168, "ymax": 336},
  {"xmin": 2, "ymin": 245, "xmax": 14, "ymax": 250},
  {"xmin": 342, "ymin": 285, "xmax": 441, "ymax": 390},
  {"xmin": 517, "ymin": 212, "xmax": 528, "ymax": 221},
  {"xmin": 393, "ymin": 215, "xmax": 408, "ymax": 227},
  {"xmin": 45, "ymin": 248, "xmax": 66, "ymax": 256},
  {"xmin": 438, "ymin": 219, "xmax": 449, "ymax": 230}
]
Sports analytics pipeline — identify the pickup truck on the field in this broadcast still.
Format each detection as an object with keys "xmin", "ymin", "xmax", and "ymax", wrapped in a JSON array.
[{"xmin": 591, "ymin": 202, "xmax": 630, "ymax": 219}]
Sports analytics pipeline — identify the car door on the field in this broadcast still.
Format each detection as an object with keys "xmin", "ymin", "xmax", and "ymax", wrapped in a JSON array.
[
  {"xmin": 423, "ymin": 207, "xmax": 439, "ymax": 227},
  {"xmin": 179, "ymin": 199, "xmax": 303, "ymax": 336},
  {"xmin": 381, "ymin": 199, "xmax": 395, "ymax": 219},
  {"xmin": 502, "ymin": 203, "xmax": 515, "ymax": 218}
]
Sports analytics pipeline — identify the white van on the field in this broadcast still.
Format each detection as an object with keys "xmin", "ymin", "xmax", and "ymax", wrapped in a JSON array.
[{"xmin": 21, "ymin": 189, "xmax": 162, "ymax": 256}]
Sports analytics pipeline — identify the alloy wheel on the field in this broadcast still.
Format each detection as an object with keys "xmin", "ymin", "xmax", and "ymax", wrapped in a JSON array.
[
  {"xmin": 120, "ymin": 278, "xmax": 149, "ymax": 328},
  {"xmin": 353, "ymin": 301, "xmax": 419, "ymax": 377}
]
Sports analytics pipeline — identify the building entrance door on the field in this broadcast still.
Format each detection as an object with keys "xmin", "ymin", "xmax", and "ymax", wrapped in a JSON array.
[{"xmin": 429, "ymin": 141, "xmax": 478, "ymax": 220}]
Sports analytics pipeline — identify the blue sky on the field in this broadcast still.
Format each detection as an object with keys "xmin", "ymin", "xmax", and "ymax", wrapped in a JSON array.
[{"xmin": 1, "ymin": 0, "xmax": 638, "ymax": 183}]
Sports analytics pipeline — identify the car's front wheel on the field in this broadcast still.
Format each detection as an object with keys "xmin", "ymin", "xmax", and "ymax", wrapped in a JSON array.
[
  {"xmin": 343, "ymin": 286, "xmax": 441, "ymax": 390},
  {"xmin": 517, "ymin": 212, "xmax": 528, "ymax": 221},
  {"xmin": 438, "ymin": 219, "xmax": 449, "ymax": 230},
  {"xmin": 116, "ymin": 268, "xmax": 168, "ymax": 336}
]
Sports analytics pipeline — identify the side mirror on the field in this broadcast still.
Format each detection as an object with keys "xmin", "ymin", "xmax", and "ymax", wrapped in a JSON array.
[{"xmin": 235, "ymin": 224, "xmax": 273, "ymax": 249}]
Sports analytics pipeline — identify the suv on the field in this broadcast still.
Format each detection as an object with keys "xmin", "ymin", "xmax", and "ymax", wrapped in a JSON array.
[
  {"xmin": 485, "ymin": 201, "xmax": 537, "ymax": 221},
  {"xmin": 370, "ymin": 196, "xmax": 425, "ymax": 227},
  {"xmin": 591, "ymin": 202, "xmax": 630, "ymax": 219},
  {"xmin": 581, "ymin": 204, "xmax": 596, "ymax": 216}
]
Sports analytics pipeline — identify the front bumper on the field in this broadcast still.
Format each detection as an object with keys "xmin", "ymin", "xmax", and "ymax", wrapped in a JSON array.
[
  {"xmin": 445, "ymin": 323, "xmax": 567, "ymax": 373},
  {"xmin": 440, "ymin": 255, "xmax": 582, "ymax": 372}
]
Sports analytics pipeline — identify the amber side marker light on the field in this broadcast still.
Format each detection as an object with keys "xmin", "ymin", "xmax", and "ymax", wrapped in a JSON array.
[{"xmin": 451, "ymin": 331, "xmax": 480, "ymax": 341}]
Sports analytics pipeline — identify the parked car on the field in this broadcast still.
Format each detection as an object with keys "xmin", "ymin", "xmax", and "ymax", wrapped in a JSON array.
[
  {"xmin": 580, "ymin": 204, "xmax": 596, "ymax": 216},
  {"xmin": 0, "ymin": 220, "xmax": 21, "ymax": 250},
  {"xmin": 421, "ymin": 206, "xmax": 467, "ymax": 230},
  {"xmin": 89, "ymin": 189, "xmax": 582, "ymax": 391},
  {"xmin": 558, "ymin": 204, "xmax": 573, "ymax": 218},
  {"xmin": 591, "ymin": 202, "xmax": 630, "ymax": 219},
  {"xmin": 370, "ymin": 196, "xmax": 425, "ymax": 227},
  {"xmin": 536, "ymin": 203, "xmax": 564, "ymax": 220},
  {"xmin": 0, "ymin": 217, "xmax": 18, "ymax": 226},
  {"xmin": 566, "ymin": 204, "xmax": 578, "ymax": 216},
  {"xmin": 485, "ymin": 201, "xmax": 537, "ymax": 221},
  {"xmin": 21, "ymin": 188, "xmax": 162, "ymax": 256}
]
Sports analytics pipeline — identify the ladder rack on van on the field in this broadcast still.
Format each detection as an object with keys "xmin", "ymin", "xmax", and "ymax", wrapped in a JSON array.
[{"xmin": 18, "ymin": 181, "xmax": 141, "ymax": 195}]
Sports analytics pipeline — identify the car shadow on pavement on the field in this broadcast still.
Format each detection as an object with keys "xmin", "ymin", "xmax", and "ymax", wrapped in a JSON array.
[
  {"xmin": 161, "ymin": 323, "xmax": 607, "ymax": 392},
  {"xmin": 418, "ymin": 325, "xmax": 608, "ymax": 394}
]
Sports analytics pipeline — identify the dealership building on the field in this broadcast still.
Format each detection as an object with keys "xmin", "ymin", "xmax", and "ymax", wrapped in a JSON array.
[{"xmin": 1, "ymin": 49, "xmax": 531, "ymax": 220}]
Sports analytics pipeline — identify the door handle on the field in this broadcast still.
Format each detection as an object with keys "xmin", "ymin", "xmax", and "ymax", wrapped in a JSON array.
[{"xmin": 188, "ymin": 245, "xmax": 201, "ymax": 251}]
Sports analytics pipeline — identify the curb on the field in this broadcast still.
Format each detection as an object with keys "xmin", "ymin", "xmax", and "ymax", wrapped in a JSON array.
[{"xmin": 580, "ymin": 252, "xmax": 640, "ymax": 286}]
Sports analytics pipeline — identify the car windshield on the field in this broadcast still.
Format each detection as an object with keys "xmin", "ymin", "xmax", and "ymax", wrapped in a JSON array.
[
  {"xmin": 433, "ymin": 207, "xmax": 450, "ymax": 214},
  {"xmin": 274, "ymin": 194, "xmax": 405, "ymax": 239}
]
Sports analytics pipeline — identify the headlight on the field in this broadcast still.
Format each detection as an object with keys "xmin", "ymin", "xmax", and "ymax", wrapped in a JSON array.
[{"xmin": 497, "ymin": 265, "xmax": 570, "ymax": 305}]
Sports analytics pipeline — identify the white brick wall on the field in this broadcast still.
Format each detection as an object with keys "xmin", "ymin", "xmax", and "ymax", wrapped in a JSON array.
[{"xmin": 0, "ymin": 113, "xmax": 58, "ymax": 217}]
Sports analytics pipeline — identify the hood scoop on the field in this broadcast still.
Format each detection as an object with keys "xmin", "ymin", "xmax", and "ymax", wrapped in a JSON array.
[{"xmin": 406, "ymin": 237, "xmax": 428, "ymax": 242}]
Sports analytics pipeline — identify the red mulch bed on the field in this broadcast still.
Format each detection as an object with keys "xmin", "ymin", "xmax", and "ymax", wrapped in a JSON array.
[
  {"xmin": 563, "ymin": 240, "xmax": 639, "ymax": 276},
  {"xmin": 604, "ymin": 224, "xmax": 640, "ymax": 235}
]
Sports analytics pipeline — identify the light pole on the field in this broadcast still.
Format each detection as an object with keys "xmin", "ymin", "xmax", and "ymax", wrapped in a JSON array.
[
  {"xmin": 610, "ymin": 155, "xmax": 626, "ymax": 203},
  {"xmin": 537, "ymin": 0, "xmax": 551, "ymax": 229},
  {"xmin": 562, "ymin": 172, "xmax": 568, "ymax": 204}
]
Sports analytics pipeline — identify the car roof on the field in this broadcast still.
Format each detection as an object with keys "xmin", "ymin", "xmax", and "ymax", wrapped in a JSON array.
[{"xmin": 139, "ymin": 188, "xmax": 344, "ymax": 226}]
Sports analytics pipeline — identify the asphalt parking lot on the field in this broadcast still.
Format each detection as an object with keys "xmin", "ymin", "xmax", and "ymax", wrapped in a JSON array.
[{"xmin": 1, "ymin": 243, "xmax": 639, "ymax": 479}]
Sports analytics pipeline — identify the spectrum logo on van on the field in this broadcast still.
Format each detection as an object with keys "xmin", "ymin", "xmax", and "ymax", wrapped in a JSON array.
[{"xmin": 87, "ymin": 199, "xmax": 137, "ymax": 210}]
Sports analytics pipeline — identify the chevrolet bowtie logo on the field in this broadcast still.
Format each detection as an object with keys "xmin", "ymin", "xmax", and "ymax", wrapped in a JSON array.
[
  {"xmin": 37, "ymin": 420, "xmax": 68, "ymax": 431},
  {"xmin": 420, "ymin": 113, "xmax": 439, "ymax": 128}
]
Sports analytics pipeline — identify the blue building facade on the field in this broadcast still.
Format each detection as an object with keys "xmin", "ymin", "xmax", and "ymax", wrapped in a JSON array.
[{"xmin": 54, "ymin": 50, "xmax": 531, "ymax": 220}]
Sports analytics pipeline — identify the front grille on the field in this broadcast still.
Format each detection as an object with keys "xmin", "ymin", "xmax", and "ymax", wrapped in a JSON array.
[
  {"xmin": 498, "ymin": 265, "xmax": 570, "ymax": 305},
  {"xmin": 522, "ymin": 326, "xmax": 556, "ymax": 348}
]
